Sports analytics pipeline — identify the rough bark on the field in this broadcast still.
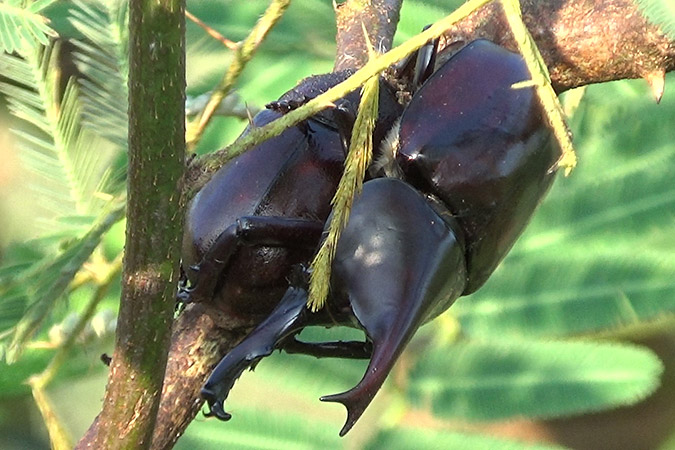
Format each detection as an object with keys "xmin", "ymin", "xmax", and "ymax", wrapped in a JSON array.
[
  {"xmin": 76, "ymin": 0, "xmax": 186, "ymax": 448},
  {"xmin": 131, "ymin": 0, "xmax": 675, "ymax": 448},
  {"xmin": 149, "ymin": 305, "xmax": 257, "ymax": 449},
  {"xmin": 334, "ymin": 0, "xmax": 402, "ymax": 70},
  {"xmin": 436, "ymin": 0, "xmax": 675, "ymax": 93}
]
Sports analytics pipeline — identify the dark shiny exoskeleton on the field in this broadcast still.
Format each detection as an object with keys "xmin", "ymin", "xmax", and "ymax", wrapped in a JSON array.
[
  {"xmin": 386, "ymin": 39, "xmax": 557, "ymax": 292},
  {"xmin": 183, "ymin": 39, "xmax": 558, "ymax": 436},
  {"xmin": 179, "ymin": 71, "xmax": 401, "ymax": 315}
]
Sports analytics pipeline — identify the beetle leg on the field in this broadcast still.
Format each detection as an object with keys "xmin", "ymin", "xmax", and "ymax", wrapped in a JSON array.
[
  {"xmin": 178, "ymin": 222, "xmax": 241, "ymax": 303},
  {"xmin": 303, "ymin": 105, "xmax": 355, "ymax": 157},
  {"xmin": 179, "ymin": 217, "xmax": 324, "ymax": 303},
  {"xmin": 412, "ymin": 30, "xmax": 439, "ymax": 88},
  {"xmin": 331, "ymin": 106, "xmax": 356, "ymax": 157},
  {"xmin": 390, "ymin": 27, "xmax": 438, "ymax": 88},
  {"xmin": 320, "ymin": 178, "xmax": 468, "ymax": 436},
  {"xmin": 236, "ymin": 216, "xmax": 324, "ymax": 249},
  {"xmin": 202, "ymin": 282, "xmax": 311, "ymax": 421},
  {"xmin": 281, "ymin": 338, "xmax": 372, "ymax": 359},
  {"xmin": 266, "ymin": 95, "xmax": 310, "ymax": 113}
]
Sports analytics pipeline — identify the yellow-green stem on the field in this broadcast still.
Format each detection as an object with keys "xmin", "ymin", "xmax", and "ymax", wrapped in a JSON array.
[
  {"xmin": 189, "ymin": 0, "xmax": 291, "ymax": 148},
  {"xmin": 500, "ymin": 0, "xmax": 577, "ymax": 174},
  {"xmin": 30, "ymin": 386, "xmax": 72, "ymax": 450},
  {"xmin": 29, "ymin": 256, "xmax": 122, "ymax": 450},
  {"xmin": 307, "ymin": 73, "xmax": 379, "ymax": 311}
]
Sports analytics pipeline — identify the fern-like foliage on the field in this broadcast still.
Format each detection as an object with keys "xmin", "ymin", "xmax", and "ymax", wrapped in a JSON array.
[
  {"xmin": 69, "ymin": 0, "xmax": 129, "ymax": 153},
  {"xmin": 2, "ymin": 203, "xmax": 124, "ymax": 363},
  {"xmin": 0, "ymin": 45, "xmax": 118, "ymax": 225},
  {"xmin": 0, "ymin": 0, "xmax": 57, "ymax": 54},
  {"xmin": 635, "ymin": 0, "xmax": 675, "ymax": 40},
  {"xmin": 0, "ymin": 1, "xmax": 130, "ymax": 361}
]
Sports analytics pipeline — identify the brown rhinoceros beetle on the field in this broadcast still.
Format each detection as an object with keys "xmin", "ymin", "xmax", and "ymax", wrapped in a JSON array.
[
  {"xmin": 201, "ymin": 177, "xmax": 467, "ymax": 435},
  {"xmin": 185, "ymin": 39, "xmax": 558, "ymax": 436},
  {"xmin": 179, "ymin": 71, "xmax": 401, "ymax": 315}
]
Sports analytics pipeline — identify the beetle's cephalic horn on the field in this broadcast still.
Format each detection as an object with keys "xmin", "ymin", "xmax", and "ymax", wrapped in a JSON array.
[
  {"xmin": 322, "ymin": 178, "xmax": 468, "ymax": 435},
  {"xmin": 320, "ymin": 316, "xmax": 425, "ymax": 436}
]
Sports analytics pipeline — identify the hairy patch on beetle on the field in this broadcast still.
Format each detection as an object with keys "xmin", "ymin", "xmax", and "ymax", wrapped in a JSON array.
[{"xmin": 370, "ymin": 118, "xmax": 403, "ymax": 179}]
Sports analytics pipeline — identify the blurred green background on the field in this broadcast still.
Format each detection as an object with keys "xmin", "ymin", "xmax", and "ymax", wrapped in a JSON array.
[{"xmin": 1, "ymin": 0, "xmax": 674, "ymax": 449}]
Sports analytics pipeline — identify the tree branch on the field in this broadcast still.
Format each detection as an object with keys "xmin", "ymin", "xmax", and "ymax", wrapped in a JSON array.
[
  {"xmin": 334, "ymin": 0, "xmax": 403, "ymax": 70},
  {"xmin": 149, "ymin": 0, "xmax": 675, "ymax": 447},
  {"xmin": 438, "ymin": 0, "xmax": 674, "ymax": 93},
  {"xmin": 76, "ymin": 0, "xmax": 186, "ymax": 448}
]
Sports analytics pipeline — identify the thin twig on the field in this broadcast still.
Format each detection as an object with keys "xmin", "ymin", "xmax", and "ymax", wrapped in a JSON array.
[
  {"xmin": 185, "ymin": 10, "xmax": 237, "ymax": 49},
  {"xmin": 30, "ymin": 387, "xmax": 72, "ymax": 450},
  {"xmin": 308, "ymin": 62, "xmax": 380, "ymax": 311},
  {"xmin": 29, "ymin": 256, "xmax": 123, "ymax": 450},
  {"xmin": 188, "ymin": 0, "xmax": 291, "ymax": 149},
  {"xmin": 500, "ymin": 0, "xmax": 577, "ymax": 173}
]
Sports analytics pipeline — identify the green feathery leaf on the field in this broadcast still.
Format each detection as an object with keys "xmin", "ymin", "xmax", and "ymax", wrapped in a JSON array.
[
  {"xmin": 68, "ymin": 0, "xmax": 129, "ymax": 153},
  {"xmin": 0, "ymin": 45, "xmax": 118, "ymax": 224},
  {"xmin": 0, "ymin": 0, "xmax": 57, "ymax": 54},
  {"xmin": 2, "ymin": 202, "xmax": 124, "ymax": 363},
  {"xmin": 408, "ymin": 340, "xmax": 663, "ymax": 421},
  {"xmin": 307, "ymin": 73, "xmax": 379, "ymax": 311},
  {"xmin": 0, "ymin": 23, "xmax": 125, "ymax": 362}
]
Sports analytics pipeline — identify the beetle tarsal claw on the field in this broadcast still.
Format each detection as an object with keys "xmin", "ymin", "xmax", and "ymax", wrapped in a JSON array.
[
  {"xmin": 202, "ymin": 389, "xmax": 232, "ymax": 421},
  {"xmin": 175, "ymin": 287, "xmax": 192, "ymax": 303}
]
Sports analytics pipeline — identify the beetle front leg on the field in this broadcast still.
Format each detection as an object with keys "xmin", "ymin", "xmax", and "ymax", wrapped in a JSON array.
[
  {"xmin": 178, "ymin": 217, "xmax": 324, "ymax": 303},
  {"xmin": 201, "ymin": 282, "xmax": 311, "ymax": 420},
  {"xmin": 412, "ymin": 28, "xmax": 438, "ymax": 88},
  {"xmin": 177, "ymin": 222, "xmax": 240, "ymax": 303},
  {"xmin": 266, "ymin": 96, "xmax": 310, "ymax": 113},
  {"xmin": 236, "ymin": 216, "xmax": 324, "ymax": 248}
]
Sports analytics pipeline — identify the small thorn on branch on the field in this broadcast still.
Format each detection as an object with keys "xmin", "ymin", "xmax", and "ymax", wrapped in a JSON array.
[{"xmin": 643, "ymin": 69, "xmax": 666, "ymax": 103}]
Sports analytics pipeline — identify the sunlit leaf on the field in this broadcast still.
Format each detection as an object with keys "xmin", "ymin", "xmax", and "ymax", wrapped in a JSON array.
[
  {"xmin": 0, "ymin": 0, "xmax": 57, "ymax": 54},
  {"xmin": 408, "ymin": 340, "xmax": 662, "ymax": 421},
  {"xmin": 368, "ymin": 427, "xmax": 565, "ymax": 450}
]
